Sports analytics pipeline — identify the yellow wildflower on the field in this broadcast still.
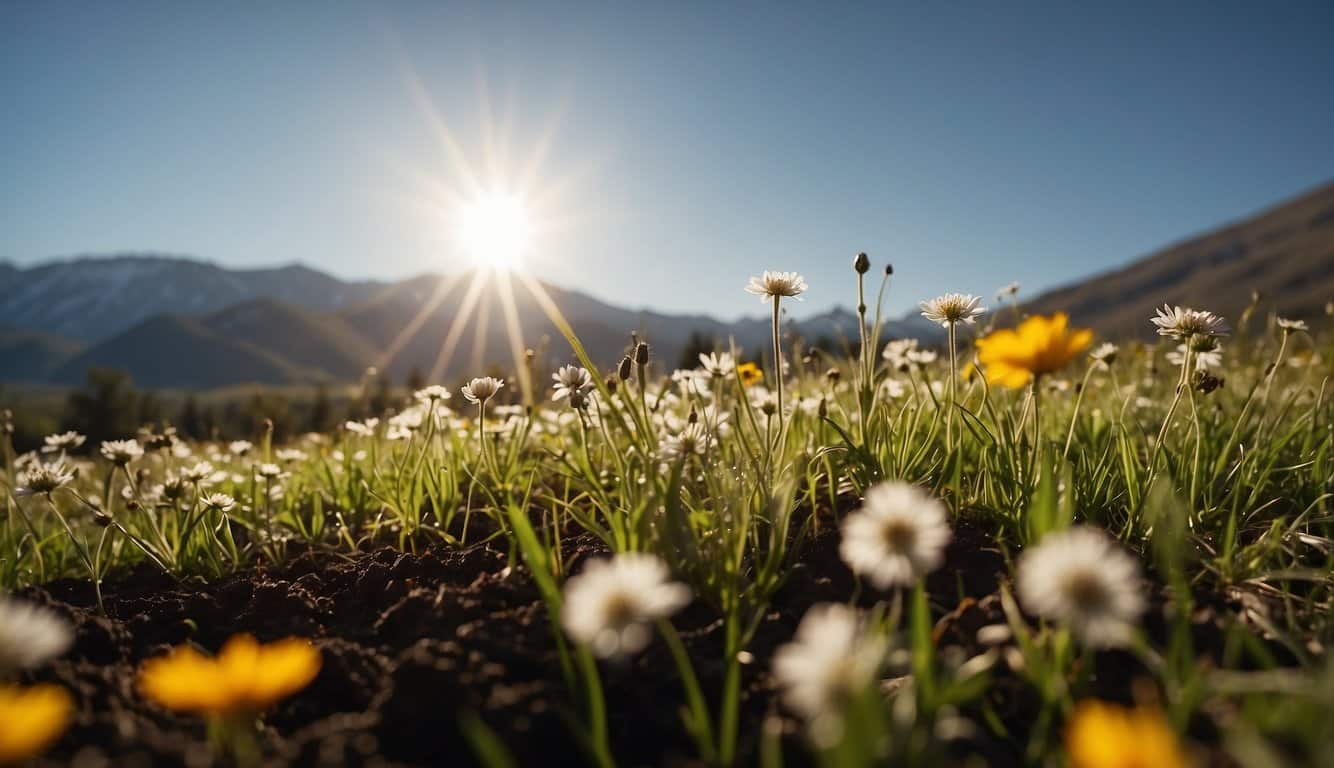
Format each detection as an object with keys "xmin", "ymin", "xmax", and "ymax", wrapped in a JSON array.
[
  {"xmin": 737, "ymin": 362, "xmax": 763, "ymax": 387},
  {"xmin": 0, "ymin": 684, "xmax": 72, "ymax": 764},
  {"xmin": 1066, "ymin": 699, "xmax": 1187, "ymax": 768},
  {"xmin": 975, "ymin": 312, "xmax": 1093, "ymax": 388},
  {"xmin": 139, "ymin": 634, "xmax": 321, "ymax": 717}
]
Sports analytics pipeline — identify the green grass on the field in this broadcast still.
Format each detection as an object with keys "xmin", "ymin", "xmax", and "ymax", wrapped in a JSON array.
[{"xmin": 2, "ymin": 272, "xmax": 1330, "ymax": 766}]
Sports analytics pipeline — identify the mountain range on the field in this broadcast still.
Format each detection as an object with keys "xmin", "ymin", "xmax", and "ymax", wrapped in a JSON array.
[{"xmin": 1, "ymin": 181, "xmax": 1330, "ymax": 390}]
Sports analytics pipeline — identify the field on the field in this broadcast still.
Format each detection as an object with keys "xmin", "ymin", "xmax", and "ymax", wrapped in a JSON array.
[{"xmin": 2, "ymin": 265, "xmax": 1331, "ymax": 768}]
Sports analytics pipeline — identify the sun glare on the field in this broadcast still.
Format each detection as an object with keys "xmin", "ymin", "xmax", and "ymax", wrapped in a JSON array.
[{"xmin": 458, "ymin": 194, "xmax": 531, "ymax": 271}]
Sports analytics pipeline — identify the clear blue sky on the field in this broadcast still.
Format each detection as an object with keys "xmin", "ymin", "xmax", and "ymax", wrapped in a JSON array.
[{"xmin": 4, "ymin": 1, "xmax": 1332, "ymax": 319}]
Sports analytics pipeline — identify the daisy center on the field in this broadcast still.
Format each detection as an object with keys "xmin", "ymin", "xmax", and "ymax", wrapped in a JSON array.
[{"xmin": 881, "ymin": 519, "xmax": 917, "ymax": 552}]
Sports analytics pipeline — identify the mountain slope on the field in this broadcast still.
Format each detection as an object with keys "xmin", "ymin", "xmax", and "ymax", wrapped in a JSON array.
[
  {"xmin": 1024, "ymin": 182, "xmax": 1334, "ymax": 338},
  {"xmin": 51, "ymin": 315, "xmax": 312, "ymax": 389},
  {"xmin": 0, "ymin": 329, "xmax": 84, "ymax": 382},
  {"xmin": 0, "ymin": 254, "xmax": 385, "ymax": 342},
  {"xmin": 203, "ymin": 299, "xmax": 379, "ymax": 380}
]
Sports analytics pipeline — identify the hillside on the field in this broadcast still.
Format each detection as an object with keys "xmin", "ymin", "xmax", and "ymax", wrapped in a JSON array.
[
  {"xmin": 0, "ymin": 254, "xmax": 385, "ymax": 342},
  {"xmin": 1024, "ymin": 182, "xmax": 1334, "ymax": 337}
]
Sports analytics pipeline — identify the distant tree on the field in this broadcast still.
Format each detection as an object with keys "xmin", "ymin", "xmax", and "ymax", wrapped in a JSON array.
[
  {"xmin": 65, "ymin": 368, "xmax": 141, "ymax": 444},
  {"xmin": 245, "ymin": 390, "xmax": 294, "ymax": 443},
  {"xmin": 678, "ymin": 330, "xmax": 717, "ymax": 371},
  {"xmin": 178, "ymin": 394, "xmax": 205, "ymax": 439}
]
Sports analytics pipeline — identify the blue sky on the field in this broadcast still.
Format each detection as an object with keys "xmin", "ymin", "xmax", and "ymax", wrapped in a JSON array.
[{"xmin": 4, "ymin": 1, "xmax": 1333, "ymax": 319}]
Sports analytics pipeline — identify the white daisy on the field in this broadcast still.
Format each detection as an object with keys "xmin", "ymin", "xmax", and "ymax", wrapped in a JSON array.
[
  {"xmin": 413, "ymin": 384, "xmax": 452, "ymax": 403},
  {"xmin": 1016, "ymin": 527, "xmax": 1145, "ymax": 648},
  {"xmin": 344, "ymin": 418, "xmax": 379, "ymax": 437},
  {"xmin": 745, "ymin": 271, "xmax": 808, "ymax": 301},
  {"xmin": 1150, "ymin": 305, "xmax": 1229, "ymax": 340},
  {"xmin": 256, "ymin": 463, "xmax": 284, "ymax": 480},
  {"xmin": 551, "ymin": 365, "xmax": 593, "ymax": 401},
  {"xmin": 41, "ymin": 431, "xmax": 85, "ymax": 454},
  {"xmin": 561, "ymin": 554, "xmax": 691, "ymax": 658},
  {"xmin": 200, "ymin": 492, "xmax": 236, "ymax": 513},
  {"xmin": 919, "ymin": 293, "xmax": 985, "ymax": 327},
  {"xmin": 228, "ymin": 440, "xmax": 253, "ymax": 456},
  {"xmin": 1167, "ymin": 341, "xmax": 1223, "ymax": 371},
  {"xmin": 772, "ymin": 603, "xmax": 886, "ymax": 744},
  {"xmin": 180, "ymin": 461, "xmax": 214, "ymax": 483},
  {"xmin": 99, "ymin": 439, "xmax": 144, "ymax": 465},
  {"xmin": 658, "ymin": 423, "xmax": 715, "ymax": 462},
  {"xmin": 462, "ymin": 376, "xmax": 505, "ymax": 404},
  {"xmin": 1089, "ymin": 342, "xmax": 1119, "ymax": 369},
  {"xmin": 698, "ymin": 351, "xmax": 736, "ymax": 378},
  {"xmin": 0, "ymin": 597, "xmax": 73, "ymax": 673},
  {"xmin": 14, "ymin": 462, "xmax": 75, "ymax": 497},
  {"xmin": 1276, "ymin": 317, "xmax": 1308, "ymax": 333},
  {"xmin": 840, "ymin": 481, "xmax": 952, "ymax": 589}
]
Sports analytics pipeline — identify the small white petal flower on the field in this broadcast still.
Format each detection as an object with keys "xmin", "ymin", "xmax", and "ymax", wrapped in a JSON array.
[
  {"xmin": 1276, "ymin": 317, "xmax": 1308, "ymax": 333},
  {"xmin": 840, "ymin": 482, "xmax": 952, "ymax": 589},
  {"xmin": 657, "ymin": 422, "xmax": 716, "ymax": 462},
  {"xmin": 1167, "ymin": 342, "xmax": 1223, "ymax": 371},
  {"xmin": 413, "ymin": 384, "xmax": 452, "ymax": 403},
  {"xmin": 14, "ymin": 462, "xmax": 75, "ymax": 497},
  {"xmin": 919, "ymin": 293, "xmax": 985, "ymax": 327},
  {"xmin": 99, "ymin": 439, "xmax": 144, "ymax": 465},
  {"xmin": 1089, "ymin": 342, "xmax": 1119, "ymax": 369},
  {"xmin": 1016, "ymin": 527, "xmax": 1145, "ymax": 648},
  {"xmin": 1150, "ymin": 305, "xmax": 1229, "ymax": 340},
  {"xmin": 551, "ymin": 365, "xmax": 593, "ymax": 401},
  {"xmin": 698, "ymin": 352, "xmax": 736, "ymax": 378},
  {"xmin": 180, "ymin": 461, "xmax": 214, "ymax": 483},
  {"xmin": 561, "ymin": 554, "xmax": 691, "ymax": 658},
  {"xmin": 41, "ymin": 431, "xmax": 86, "ymax": 454},
  {"xmin": 228, "ymin": 440, "xmax": 253, "ymax": 456},
  {"xmin": 256, "ymin": 463, "xmax": 284, "ymax": 480},
  {"xmin": 745, "ymin": 271, "xmax": 808, "ymax": 301},
  {"xmin": 200, "ymin": 492, "xmax": 236, "ymax": 513},
  {"xmin": 0, "ymin": 597, "xmax": 73, "ymax": 673},
  {"xmin": 462, "ymin": 376, "xmax": 505, "ymax": 404},
  {"xmin": 772, "ymin": 603, "xmax": 886, "ymax": 743}
]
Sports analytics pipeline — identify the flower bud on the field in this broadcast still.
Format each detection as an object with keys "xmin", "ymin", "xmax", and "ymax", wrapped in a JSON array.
[
  {"xmin": 853, "ymin": 252, "xmax": 870, "ymax": 274},
  {"xmin": 618, "ymin": 356, "xmax": 633, "ymax": 381},
  {"xmin": 634, "ymin": 342, "xmax": 650, "ymax": 366}
]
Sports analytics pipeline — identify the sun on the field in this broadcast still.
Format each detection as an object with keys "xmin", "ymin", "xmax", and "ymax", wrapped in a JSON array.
[{"xmin": 458, "ymin": 193, "xmax": 531, "ymax": 271}]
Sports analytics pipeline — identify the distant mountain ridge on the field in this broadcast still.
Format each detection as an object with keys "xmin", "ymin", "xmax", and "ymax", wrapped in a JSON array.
[{"xmin": 1023, "ymin": 181, "xmax": 1334, "ymax": 337}]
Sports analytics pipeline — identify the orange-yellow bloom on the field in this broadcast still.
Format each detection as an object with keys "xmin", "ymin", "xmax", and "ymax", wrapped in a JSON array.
[
  {"xmin": 737, "ymin": 362, "xmax": 763, "ymax": 387},
  {"xmin": 975, "ymin": 312, "xmax": 1093, "ymax": 388},
  {"xmin": 0, "ymin": 684, "xmax": 72, "ymax": 764},
  {"xmin": 1066, "ymin": 699, "xmax": 1187, "ymax": 768},
  {"xmin": 139, "ymin": 634, "xmax": 321, "ymax": 717}
]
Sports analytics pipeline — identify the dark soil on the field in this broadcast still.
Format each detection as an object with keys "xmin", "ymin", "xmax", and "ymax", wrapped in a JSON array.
[{"xmin": 14, "ymin": 519, "xmax": 1231, "ymax": 767}]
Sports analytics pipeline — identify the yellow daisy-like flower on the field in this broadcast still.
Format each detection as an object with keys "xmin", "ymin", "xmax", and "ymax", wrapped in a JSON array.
[
  {"xmin": 737, "ymin": 362, "xmax": 763, "ymax": 387},
  {"xmin": 0, "ymin": 684, "xmax": 72, "ymax": 764},
  {"xmin": 139, "ymin": 634, "xmax": 321, "ymax": 717},
  {"xmin": 975, "ymin": 312, "xmax": 1093, "ymax": 388},
  {"xmin": 1066, "ymin": 700, "xmax": 1187, "ymax": 768}
]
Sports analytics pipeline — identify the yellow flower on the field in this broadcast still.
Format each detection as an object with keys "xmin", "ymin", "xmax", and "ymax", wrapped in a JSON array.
[
  {"xmin": 0, "ymin": 684, "xmax": 72, "ymax": 764},
  {"xmin": 1066, "ymin": 700, "xmax": 1187, "ymax": 768},
  {"xmin": 737, "ymin": 362, "xmax": 763, "ymax": 387},
  {"xmin": 975, "ymin": 312, "xmax": 1093, "ymax": 388},
  {"xmin": 139, "ymin": 634, "xmax": 321, "ymax": 717}
]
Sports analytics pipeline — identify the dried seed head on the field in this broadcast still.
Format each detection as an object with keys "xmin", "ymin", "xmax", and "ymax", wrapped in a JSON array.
[
  {"xmin": 618, "ymin": 356, "xmax": 633, "ymax": 381},
  {"xmin": 634, "ymin": 342, "xmax": 650, "ymax": 366},
  {"xmin": 885, "ymin": 263, "xmax": 894, "ymax": 276}
]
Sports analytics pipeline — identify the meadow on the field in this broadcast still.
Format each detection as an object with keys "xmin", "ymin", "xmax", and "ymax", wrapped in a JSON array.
[{"xmin": 1, "ymin": 259, "xmax": 1330, "ymax": 767}]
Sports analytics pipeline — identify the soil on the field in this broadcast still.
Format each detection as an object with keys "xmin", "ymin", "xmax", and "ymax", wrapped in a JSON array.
[{"xmin": 14, "ymin": 520, "xmax": 1238, "ymax": 767}]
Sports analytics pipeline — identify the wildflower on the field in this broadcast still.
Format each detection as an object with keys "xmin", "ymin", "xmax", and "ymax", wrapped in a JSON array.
[
  {"xmin": 882, "ymin": 338, "xmax": 924, "ymax": 370},
  {"xmin": 275, "ymin": 448, "xmax": 307, "ymax": 463},
  {"xmin": 1167, "ymin": 340, "xmax": 1222, "ymax": 371},
  {"xmin": 853, "ymin": 252, "xmax": 871, "ymax": 274},
  {"xmin": 744, "ymin": 270, "xmax": 807, "ymax": 301},
  {"xmin": 919, "ymin": 293, "xmax": 985, "ymax": 327},
  {"xmin": 1150, "ymin": 304, "xmax": 1229, "ymax": 341},
  {"xmin": 1065, "ymin": 700, "xmax": 1186, "ymax": 768},
  {"xmin": 0, "ymin": 598, "xmax": 72, "ymax": 674},
  {"xmin": 344, "ymin": 419, "xmax": 378, "ymax": 437},
  {"xmin": 227, "ymin": 440, "xmax": 253, "ymax": 456},
  {"xmin": 1017, "ymin": 527, "xmax": 1145, "ymax": 648},
  {"xmin": 658, "ymin": 423, "xmax": 715, "ymax": 462},
  {"xmin": 0, "ymin": 684, "xmax": 72, "ymax": 763},
  {"xmin": 413, "ymin": 384, "xmax": 452, "ymax": 403},
  {"xmin": 736, "ymin": 361, "xmax": 763, "ymax": 386},
  {"xmin": 1276, "ymin": 316, "xmax": 1308, "ymax": 333},
  {"xmin": 99, "ymin": 439, "xmax": 144, "ymax": 465},
  {"xmin": 138, "ymin": 634, "xmax": 321, "ymax": 716},
  {"xmin": 200, "ymin": 493, "xmax": 236, "ymax": 513},
  {"xmin": 462, "ymin": 376, "xmax": 505, "ymax": 404},
  {"xmin": 14, "ymin": 462, "xmax": 75, "ymax": 497},
  {"xmin": 561, "ymin": 554, "xmax": 691, "ymax": 658},
  {"xmin": 698, "ymin": 351, "xmax": 736, "ymax": 378},
  {"xmin": 772, "ymin": 603, "xmax": 886, "ymax": 745},
  {"xmin": 996, "ymin": 281, "xmax": 1020, "ymax": 299},
  {"xmin": 1089, "ymin": 342, "xmax": 1119, "ymax": 369},
  {"xmin": 180, "ymin": 461, "xmax": 214, "ymax": 483},
  {"xmin": 256, "ymin": 463, "xmax": 284, "ymax": 480},
  {"xmin": 975, "ymin": 313, "xmax": 1094, "ymax": 388},
  {"xmin": 552, "ymin": 365, "xmax": 592, "ymax": 401},
  {"xmin": 840, "ymin": 481, "xmax": 952, "ymax": 589},
  {"xmin": 41, "ymin": 431, "xmax": 85, "ymax": 454}
]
